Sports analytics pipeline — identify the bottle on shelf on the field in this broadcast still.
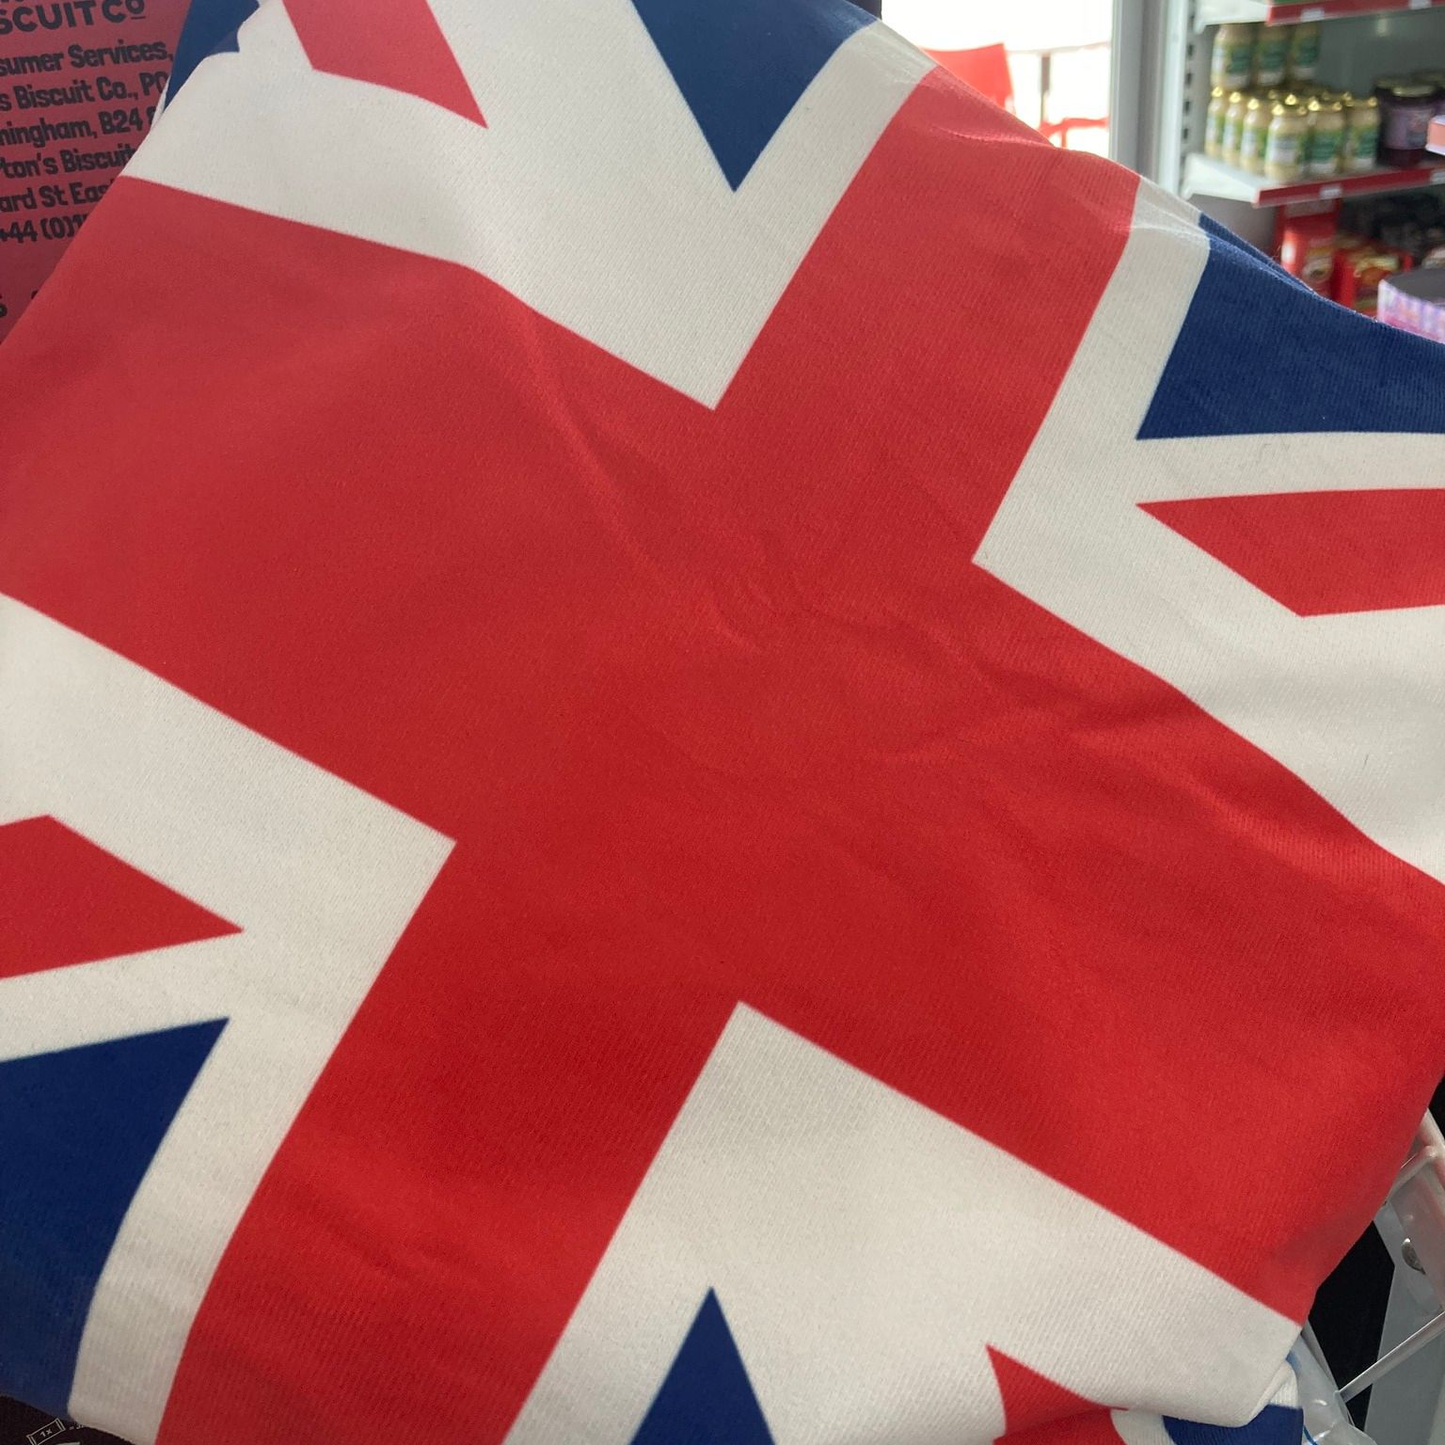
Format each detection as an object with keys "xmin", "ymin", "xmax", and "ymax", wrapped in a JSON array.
[
  {"xmin": 1287, "ymin": 21, "xmax": 1322, "ymax": 85},
  {"xmin": 1265, "ymin": 98, "xmax": 1311, "ymax": 183},
  {"xmin": 1380, "ymin": 80, "xmax": 1435, "ymax": 167},
  {"xmin": 1241, "ymin": 92, "xmax": 1273, "ymax": 175},
  {"xmin": 1206, "ymin": 87, "xmax": 1229, "ymax": 159},
  {"xmin": 1305, "ymin": 96, "xmax": 1347, "ymax": 177},
  {"xmin": 1212, "ymin": 22, "xmax": 1257, "ymax": 92},
  {"xmin": 1222, "ymin": 88, "xmax": 1250, "ymax": 167},
  {"xmin": 1342, "ymin": 94, "xmax": 1381, "ymax": 174},
  {"xmin": 1255, "ymin": 24, "xmax": 1292, "ymax": 89}
]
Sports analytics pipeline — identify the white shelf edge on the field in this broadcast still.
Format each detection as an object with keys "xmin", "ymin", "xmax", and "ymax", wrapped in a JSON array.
[
  {"xmin": 1184, "ymin": 150, "xmax": 1445, "ymax": 204},
  {"xmin": 1195, "ymin": 0, "xmax": 1269, "ymax": 29},
  {"xmin": 1195, "ymin": 0, "xmax": 1442, "ymax": 31}
]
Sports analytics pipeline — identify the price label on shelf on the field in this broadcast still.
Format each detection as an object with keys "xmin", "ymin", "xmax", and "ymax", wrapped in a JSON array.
[
  {"xmin": 1319, "ymin": 183, "xmax": 1344, "ymax": 199},
  {"xmin": 1431, "ymin": 168, "xmax": 1445, "ymax": 185},
  {"xmin": 1412, "ymin": 0, "xmax": 1434, "ymax": 10},
  {"xmin": 1300, "ymin": 6, "xmax": 1326, "ymax": 19}
]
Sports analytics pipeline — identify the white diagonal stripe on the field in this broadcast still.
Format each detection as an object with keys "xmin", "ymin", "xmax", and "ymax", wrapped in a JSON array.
[
  {"xmin": 0, "ymin": 594, "xmax": 453, "ymax": 1444},
  {"xmin": 506, "ymin": 1007, "xmax": 1298, "ymax": 1445},
  {"xmin": 978, "ymin": 179, "xmax": 1445, "ymax": 888},
  {"xmin": 128, "ymin": 0, "xmax": 931, "ymax": 407}
]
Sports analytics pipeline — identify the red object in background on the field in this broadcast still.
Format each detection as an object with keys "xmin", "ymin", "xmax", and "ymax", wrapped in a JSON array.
[
  {"xmin": 925, "ymin": 45, "xmax": 1015, "ymax": 113},
  {"xmin": 1039, "ymin": 115, "xmax": 1110, "ymax": 149},
  {"xmin": 1279, "ymin": 214, "xmax": 1341, "ymax": 296},
  {"xmin": 1332, "ymin": 243, "xmax": 1413, "ymax": 313},
  {"xmin": 1272, "ymin": 198, "xmax": 1341, "ymax": 248},
  {"xmin": 926, "ymin": 44, "xmax": 1107, "ymax": 147}
]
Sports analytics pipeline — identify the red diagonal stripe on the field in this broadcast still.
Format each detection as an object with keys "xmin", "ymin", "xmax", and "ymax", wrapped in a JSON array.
[
  {"xmin": 1143, "ymin": 489, "xmax": 1445, "ymax": 617},
  {"xmin": 0, "ymin": 816, "xmax": 238, "ymax": 979},
  {"xmin": 989, "ymin": 1347, "xmax": 1098, "ymax": 1438},
  {"xmin": 286, "ymin": 0, "xmax": 485, "ymax": 126}
]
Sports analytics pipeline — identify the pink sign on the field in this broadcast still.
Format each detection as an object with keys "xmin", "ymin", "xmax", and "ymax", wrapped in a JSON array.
[{"xmin": 0, "ymin": 0, "xmax": 189, "ymax": 341}]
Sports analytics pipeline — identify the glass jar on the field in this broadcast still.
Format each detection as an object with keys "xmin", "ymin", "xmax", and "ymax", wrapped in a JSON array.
[
  {"xmin": 1222, "ymin": 89, "xmax": 1250, "ymax": 166},
  {"xmin": 1287, "ymin": 21, "xmax": 1321, "ymax": 84},
  {"xmin": 1343, "ymin": 94, "xmax": 1381, "ymax": 173},
  {"xmin": 1206, "ymin": 87, "xmax": 1229, "ymax": 158},
  {"xmin": 1381, "ymin": 82, "xmax": 1435, "ymax": 167},
  {"xmin": 1212, "ymin": 23, "xmax": 1258, "ymax": 91},
  {"xmin": 1305, "ymin": 97, "xmax": 1346, "ymax": 177},
  {"xmin": 1265, "ymin": 101, "xmax": 1310, "ymax": 183},
  {"xmin": 1241, "ymin": 93, "xmax": 1272, "ymax": 174},
  {"xmin": 1254, "ymin": 25, "xmax": 1290, "ymax": 88}
]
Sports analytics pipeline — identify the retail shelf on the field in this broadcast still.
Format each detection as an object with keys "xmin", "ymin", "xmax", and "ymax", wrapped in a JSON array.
[
  {"xmin": 1197, "ymin": 0, "xmax": 1445, "ymax": 28},
  {"xmin": 1184, "ymin": 151, "xmax": 1445, "ymax": 203}
]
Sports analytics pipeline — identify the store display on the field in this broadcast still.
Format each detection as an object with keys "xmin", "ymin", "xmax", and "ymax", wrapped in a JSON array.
[
  {"xmin": 1197, "ymin": 13, "xmax": 1445, "ymax": 190},
  {"xmin": 1274, "ymin": 190, "xmax": 1445, "ymax": 313},
  {"xmin": 1207, "ymin": 22, "xmax": 1328, "ymax": 94},
  {"xmin": 1206, "ymin": 37, "xmax": 1445, "ymax": 182}
]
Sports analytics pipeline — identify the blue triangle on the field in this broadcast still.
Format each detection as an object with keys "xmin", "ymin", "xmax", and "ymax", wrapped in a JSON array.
[
  {"xmin": 631, "ymin": 1291, "xmax": 776, "ymax": 1445},
  {"xmin": 0, "ymin": 1019, "xmax": 226, "ymax": 1415},
  {"xmin": 165, "ymin": 0, "xmax": 259, "ymax": 105},
  {"xmin": 632, "ymin": 0, "xmax": 874, "ymax": 189},
  {"xmin": 1165, "ymin": 1405, "xmax": 1305, "ymax": 1445},
  {"xmin": 1139, "ymin": 215, "xmax": 1445, "ymax": 440}
]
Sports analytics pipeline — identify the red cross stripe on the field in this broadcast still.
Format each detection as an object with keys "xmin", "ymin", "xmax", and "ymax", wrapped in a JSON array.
[
  {"xmin": 286, "ymin": 0, "xmax": 485, "ymax": 125},
  {"xmin": 0, "ymin": 817, "xmax": 237, "ymax": 981},
  {"xmin": 1144, "ymin": 489, "xmax": 1445, "ymax": 617}
]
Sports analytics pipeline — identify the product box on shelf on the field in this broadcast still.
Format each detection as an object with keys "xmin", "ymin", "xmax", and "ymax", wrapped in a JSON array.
[
  {"xmin": 1279, "ymin": 211, "xmax": 1341, "ymax": 294},
  {"xmin": 1332, "ymin": 241, "xmax": 1414, "ymax": 313}
]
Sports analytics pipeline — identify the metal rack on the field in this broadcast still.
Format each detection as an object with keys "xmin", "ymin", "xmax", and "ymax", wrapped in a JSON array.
[{"xmin": 1296, "ymin": 1114, "xmax": 1445, "ymax": 1445}]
